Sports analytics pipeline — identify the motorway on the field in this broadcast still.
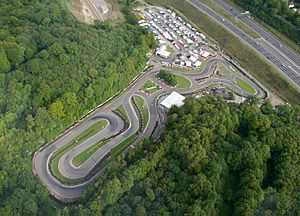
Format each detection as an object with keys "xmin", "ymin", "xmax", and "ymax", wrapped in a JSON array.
[
  {"xmin": 214, "ymin": 0, "xmax": 300, "ymax": 69},
  {"xmin": 188, "ymin": 0, "xmax": 300, "ymax": 88},
  {"xmin": 32, "ymin": 54, "xmax": 265, "ymax": 202}
]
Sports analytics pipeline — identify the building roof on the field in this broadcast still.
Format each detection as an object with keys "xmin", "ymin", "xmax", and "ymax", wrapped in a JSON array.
[
  {"xmin": 160, "ymin": 91, "xmax": 185, "ymax": 109},
  {"xmin": 185, "ymin": 61, "xmax": 192, "ymax": 67},
  {"xmin": 201, "ymin": 51, "xmax": 211, "ymax": 58},
  {"xmin": 194, "ymin": 61, "xmax": 202, "ymax": 67},
  {"xmin": 189, "ymin": 55, "xmax": 197, "ymax": 62},
  {"xmin": 156, "ymin": 50, "xmax": 170, "ymax": 58}
]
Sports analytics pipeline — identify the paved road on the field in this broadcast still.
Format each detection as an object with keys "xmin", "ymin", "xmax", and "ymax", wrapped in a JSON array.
[
  {"xmin": 32, "ymin": 55, "xmax": 265, "ymax": 202},
  {"xmin": 188, "ymin": 0, "xmax": 300, "ymax": 88},
  {"xmin": 214, "ymin": 0, "xmax": 300, "ymax": 69}
]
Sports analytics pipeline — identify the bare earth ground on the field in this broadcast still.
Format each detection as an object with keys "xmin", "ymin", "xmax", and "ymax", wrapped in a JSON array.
[
  {"xmin": 105, "ymin": 0, "xmax": 124, "ymax": 23},
  {"xmin": 67, "ymin": 0, "xmax": 123, "ymax": 24},
  {"xmin": 269, "ymin": 92, "xmax": 285, "ymax": 106},
  {"xmin": 67, "ymin": 0, "xmax": 90, "ymax": 23}
]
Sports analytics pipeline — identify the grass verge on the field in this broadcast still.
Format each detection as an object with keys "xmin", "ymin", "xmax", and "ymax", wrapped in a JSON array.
[
  {"xmin": 111, "ymin": 134, "xmax": 138, "ymax": 157},
  {"xmin": 142, "ymin": 80, "xmax": 159, "ymax": 94},
  {"xmin": 50, "ymin": 120, "xmax": 108, "ymax": 183},
  {"xmin": 146, "ymin": 0, "xmax": 300, "ymax": 104},
  {"xmin": 72, "ymin": 139, "xmax": 111, "ymax": 167},
  {"xmin": 237, "ymin": 78, "xmax": 256, "ymax": 94},
  {"xmin": 134, "ymin": 95, "xmax": 149, "ymax": 131},
  {"xmin": 116, "ymin": 105, "xmax": 130, "ymax": 123},
  {"xmin": 175, "ymin": 74, "xmax": 192, "ymax": 88}
]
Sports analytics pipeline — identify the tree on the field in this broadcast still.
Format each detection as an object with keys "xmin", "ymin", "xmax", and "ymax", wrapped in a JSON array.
[
  {"xmin": 48, "ymin": 101, "xmax": 65, "ymax": 119},
  {"xmin": 157, "ymin": 70, "xmax": 177, "ymax": 86},
  {"xmin": 0, "ymin": 49, "xmax": 10, "ymax": 72},
  {"xmin": 0, "ymin": 1, "xmax": 155, "ymax": 214},
  {"xmin": 6, "ymin": 43, "xmax": 25, "ymax": 66},
  {"xmin": 76, "ymin": 97, "xmax": 300, "ymax": 215}
]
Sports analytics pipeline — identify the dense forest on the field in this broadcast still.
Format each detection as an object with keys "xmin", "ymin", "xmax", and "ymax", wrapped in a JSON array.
[
  {"xmin": 233, "ymin": 0, "xmax": 300, "ymax": 44},
  {"xmin": 0, "ymin": 0, "xmax": 155, "ymax": 215},
  {"xmin": 61, "ymin": 96, "xmax": 300, "ymax": 216},
  {"xmin": 1, "ymin": 0, "xmax": 299, "ymax": 215}
]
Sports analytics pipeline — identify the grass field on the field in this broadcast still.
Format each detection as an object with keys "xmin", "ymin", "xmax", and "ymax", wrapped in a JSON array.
[
  {"xmin": 141, "ymin": 80, "xmax": 159, "ymax": 94},
  {"xmin": 116, "ymin": 105, "xmax": 130, "ymax": 123},
  {"xmin": 237, "ymin": 78, "xmax": 256, "ymax": 94},
  {"xmin": 175, "ymin": 74, "xmax": 192, "ymax": 88},
  {"xmin": 72, "ymin": 139, "xmax": 111, "ymax": 167},
  {"xmin": 111, "ymin": 134, "xmax": 138, "ymax": 157},
  {"xmin": 146, "ymin": 0, "xmax": 300, "ymax": 104},
  {"xmin": 50, "ymin": 120, "xmax": 108, "ymax": 183},
  {"xmin": 134, "ymin": 95, "xmax": 149, "ymax": 130}
]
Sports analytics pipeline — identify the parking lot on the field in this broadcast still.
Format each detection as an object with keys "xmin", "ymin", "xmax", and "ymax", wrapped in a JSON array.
[{"xmin": 137, "ymin": 7, "xmax": 216, "ymax": 69}]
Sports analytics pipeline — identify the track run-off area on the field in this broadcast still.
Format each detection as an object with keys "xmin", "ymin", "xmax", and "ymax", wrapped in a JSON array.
[{"xmin": 32, "ymin": 53, "xmax": 266, "ymax": 202}]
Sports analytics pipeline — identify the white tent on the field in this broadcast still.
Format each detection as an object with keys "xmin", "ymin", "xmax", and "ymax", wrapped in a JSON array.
[{"xmin": 160, "ymin": 91, "xmax": 185, "ymax": 109}]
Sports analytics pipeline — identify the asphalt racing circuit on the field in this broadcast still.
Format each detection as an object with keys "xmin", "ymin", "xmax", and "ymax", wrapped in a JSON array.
[{"xmin": 32, "ymin": 53, "xmax": 266, "ymax": 202}]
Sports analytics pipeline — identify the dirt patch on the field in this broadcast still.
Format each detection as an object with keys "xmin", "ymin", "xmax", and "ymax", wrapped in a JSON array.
[
  {"xmin": 67, "ymin": 0, "xmax": 112, "ymax": 24},
  {"xmin": 67, "ymin": 0, "xmax": 93, "ymax": 24},
  {"xmin": 269, "ymin": 92, "xmax": 285, "ymax": 106},
  {"xmin": 103, "ymin": 0, "xmax": 124, "ymax": 23}
]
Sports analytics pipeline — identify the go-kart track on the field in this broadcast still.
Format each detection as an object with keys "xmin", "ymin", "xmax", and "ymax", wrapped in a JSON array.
[
  {"xmin": 32, "ymin": 55, "xmax": 266, "ymax": 202},
  {"xmin": 32, "ymin": 6, "xmax": 269, "ymax": 203}
]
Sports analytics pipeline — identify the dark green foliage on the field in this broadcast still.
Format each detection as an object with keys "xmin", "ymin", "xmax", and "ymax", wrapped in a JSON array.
[
  {"xmin": 68, "ymin": 97, "xmax": 300, "ymax": 215},
  {"xmin": 157, "ymin": 70, "xmax": 177, "ymax": 86},
  {"xmin": 0, "ymin": 0, "xmax": 154, "ymax": 215},
  {"xmin": 233, "ymin": 0, "xmax": 300, "ymax": 44}
]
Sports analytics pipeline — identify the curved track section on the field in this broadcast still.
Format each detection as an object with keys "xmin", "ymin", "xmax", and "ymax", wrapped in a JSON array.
[{"xmin": 32, "ymin": 55, "xmax": 266, "ymax": 202}]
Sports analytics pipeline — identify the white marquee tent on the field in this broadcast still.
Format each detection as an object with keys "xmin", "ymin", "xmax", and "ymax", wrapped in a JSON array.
[{"xmin": 160, "ymin": 91, "xmax": 185, "ymax": 109}]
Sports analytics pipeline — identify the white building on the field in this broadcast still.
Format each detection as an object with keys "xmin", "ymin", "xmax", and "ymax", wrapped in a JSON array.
[
  {"xmin": 189, "ymin": 55, "xmax": 197, "ymax": 62},
  {"xmin": 200, "ymin": 33, "xmax": 206, "ymax": 40},
  {"xmin": 194, "ymin": 61, "xmax": 202, "ymax": 68},
  {"xmin": 156, "ymin": 50, "xmax": 170, "ymax": 58},
  {"xmin": 186, "ymin": 38, "xmax": 194, "ymax": 44},
  {"xmin": 139, "ymin": 23, "xmax": 149, "ymax": 27},
  {"xmin": 160, "ymin": 91, "xmax": 185, "ymax": 109},
  {"xmin": 201, "ymin": 51, "xmax": 211, "ymax": 58},
  {"xmin": 185, "ymin": 61, "xmax": 192, "ymax": 67}
]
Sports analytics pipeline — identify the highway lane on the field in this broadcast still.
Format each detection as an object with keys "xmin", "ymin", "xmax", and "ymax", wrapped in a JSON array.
[
  {"xmin": 32, "ymin": 55, "xmax": 264, "ymax": 202},
  {"xmin": 188, "ymin": 0, "xmax": 300, "ymax": 89},
  {"xmin": 213, "ymin": 0, "xmax": 300, "ymax": 69}
]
